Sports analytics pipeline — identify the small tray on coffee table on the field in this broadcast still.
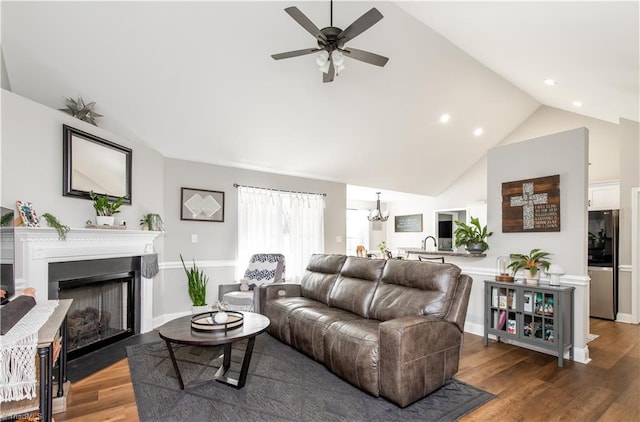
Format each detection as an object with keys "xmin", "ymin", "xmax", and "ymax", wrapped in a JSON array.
[{"xmin": 191, "ymin": 311, "xmax": 244, "ymax": 332}]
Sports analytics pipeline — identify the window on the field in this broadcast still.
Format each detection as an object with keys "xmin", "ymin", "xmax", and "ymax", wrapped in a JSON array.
[
  {"xmin": 237, "ymin": 186, "xmax": 324, "ymax": 282},
  {"xmin": 346, "ymin": 208, "xmax": 370, "ymax": 255}
]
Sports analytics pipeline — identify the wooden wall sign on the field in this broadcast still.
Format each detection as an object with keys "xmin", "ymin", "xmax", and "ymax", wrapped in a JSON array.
[
  {"xmin": 394, "ymin": 214, "xmax": 423, "ymax": 232},
  {"xmin": 502, "ymin": 175, "xmax": 560, "ymax": 232}
]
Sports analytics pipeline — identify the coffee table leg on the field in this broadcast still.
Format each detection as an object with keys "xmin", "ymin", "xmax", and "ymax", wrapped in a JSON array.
[
  {"xmin": 214, "ymin": 337, "xmax": 256, "ymax": 389},
  {"xmin": 165, "ymin": 340, "xmax": 184, "ymax": 390}
]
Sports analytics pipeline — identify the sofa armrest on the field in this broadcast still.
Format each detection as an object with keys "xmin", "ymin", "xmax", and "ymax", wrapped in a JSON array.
[
  {"xmin": 218, "ymin": 283, "xmax": 240, "ymax": 301},
  {"xmin": 259, "ymin": 283, "xmax": 301, "ymax": 310},
  {"xmin": 378, "ymin": 315, "xmax": 464, "ymax": 407}
]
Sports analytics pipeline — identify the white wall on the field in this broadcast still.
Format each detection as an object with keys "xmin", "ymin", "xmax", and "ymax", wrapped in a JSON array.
[{"xmin": 1, "ymin": 89, "xmax": 165, "ymax": 230}]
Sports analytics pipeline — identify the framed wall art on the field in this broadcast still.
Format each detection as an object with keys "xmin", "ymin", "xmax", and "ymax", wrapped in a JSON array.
[
  {"xmin": 180, "ymin": 187, "xmax": 225, "ymax": 222},
  {"xmin": 502, "ymin": 174, "xmax": 560, "ymax": 232},
  {"xmin": 394, "ymin": 214, "xmax": 423, "ymax": 232}
]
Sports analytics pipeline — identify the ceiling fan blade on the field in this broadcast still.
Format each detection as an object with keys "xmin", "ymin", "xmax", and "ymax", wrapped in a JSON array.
[
  {"xmin": 342, "ymin": 47, "xmax": 389, "ymax": 67},
  {"xmin": 285, "ymin": 7, "xmax": 327, "ymax": 43},
  {"xmin": 337, "ymin": 8, "xmax": 383, "ymax": 46},
  {"xmin": 323, "ymin": 56, "xmax": 335, "ymax": 83},
  {"xmin": 271, "ymin": 48, "xmax": 321, "ymax": 60}
]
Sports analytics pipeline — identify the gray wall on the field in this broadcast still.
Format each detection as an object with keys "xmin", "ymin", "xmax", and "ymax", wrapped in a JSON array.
[{"xmin": 1, "ymin": 89, "xmax": 347, "ymax": 322}]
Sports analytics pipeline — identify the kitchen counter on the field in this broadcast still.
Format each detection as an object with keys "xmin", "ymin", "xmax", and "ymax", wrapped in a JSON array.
[{"xmin": 398, "ymin": 247, "xmax": 486, "ymax": 258}]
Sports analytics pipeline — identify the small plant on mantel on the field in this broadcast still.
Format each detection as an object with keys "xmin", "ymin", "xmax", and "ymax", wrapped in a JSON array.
[
  {"xmin": 90, "ymin": 190, "xmax": 124, "ymax": 216},
  {"xmin": 41, "ymin": 213, "xmax": 70, "ymax": 241}
]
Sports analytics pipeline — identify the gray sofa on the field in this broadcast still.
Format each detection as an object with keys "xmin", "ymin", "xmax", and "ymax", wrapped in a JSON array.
[{"xmin": 261, "ymin": 254, "xmax": 473, "ymax": 407}]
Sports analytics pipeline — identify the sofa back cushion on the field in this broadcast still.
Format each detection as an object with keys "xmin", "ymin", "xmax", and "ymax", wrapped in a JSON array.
[
  {"xmin": 369, "ymin": 259, "xmax": 462, "ymax": 321},
  {"xmin": 300, "ymin": 254, "xmax": 347, "ymax": 304},
  {"xmin": 328, "ymin": 257, "xmax": 385, "ymax": 318}
]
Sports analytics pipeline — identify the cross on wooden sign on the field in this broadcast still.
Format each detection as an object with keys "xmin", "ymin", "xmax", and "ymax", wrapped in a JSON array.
[{"xmin": 502, "ymin": 175, "xmax": 560, "ymax": 232}]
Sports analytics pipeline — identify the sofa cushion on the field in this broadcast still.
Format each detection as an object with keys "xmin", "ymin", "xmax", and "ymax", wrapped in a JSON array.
[
  {"xmin": 369, "ymin": 260, "xmax": 461, "ymax": 321},
  {"xmin": 289, "ymin": 306, "xmax": 362, "ymax": 363},
  {"xmin": 324, "ymin": 319, "xmax": 381, "ymax": 396},
  {"xmin": 300, "ymin": 254, "xmax": 347, "ymax": 304},
  {"xmin": 264, "ymin": 296, "xmax": 326, "ymax": 345},
  {"xmin": 328, "ymin": 257, "xmax": 385, "ymax": 318}
]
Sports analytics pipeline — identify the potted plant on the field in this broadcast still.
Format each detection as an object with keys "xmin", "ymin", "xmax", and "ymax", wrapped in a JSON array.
[
  {"xmin": 507, "ymin": 248, "xmax": 552, "ymax": 284},
  {"xmin": 453, "ymin": 216, "xmax": 493, "ymax": 253},
  {"xmin": 90, "ymin": 190, "xmax": 124, "ymax": 226},
  {"xmin": 139, "ymin": 213, "xmax": 164, "ymax": 231},
  {"xmin": 180, "ymin": 254, "xmax": 209, "ymax": 313}
]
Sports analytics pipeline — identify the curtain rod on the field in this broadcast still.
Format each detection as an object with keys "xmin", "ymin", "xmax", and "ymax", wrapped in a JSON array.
[{"xmin": 233, "ymin": 183, "xmax": 326, "ymax": 197}]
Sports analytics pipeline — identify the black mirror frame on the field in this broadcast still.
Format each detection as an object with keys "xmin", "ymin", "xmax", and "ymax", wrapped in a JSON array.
[{"xmin": 62, "ymin": 124, "xmax": 132, "ymax": 204}]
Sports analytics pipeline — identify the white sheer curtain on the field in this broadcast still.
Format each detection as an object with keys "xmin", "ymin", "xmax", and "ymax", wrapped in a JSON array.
[{"xmin": 237, "ymin": 186, "xmax": 325, "ymax": 283}]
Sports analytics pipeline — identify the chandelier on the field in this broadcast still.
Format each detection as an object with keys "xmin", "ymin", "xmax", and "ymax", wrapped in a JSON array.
[{"xmin": 368, "ymin": 192, "xmax": 389, "ymax": 222}]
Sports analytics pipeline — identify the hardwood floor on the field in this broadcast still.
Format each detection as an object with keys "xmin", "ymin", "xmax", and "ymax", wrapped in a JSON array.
[{"xmin": 55, "ymin": 319, "xmax": 639, "ymax": 422}]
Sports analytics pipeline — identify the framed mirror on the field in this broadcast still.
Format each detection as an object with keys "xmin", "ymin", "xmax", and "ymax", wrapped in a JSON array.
[{"xmin": 63, "ymin": 124, "xmax": 132, "ymax": 204}]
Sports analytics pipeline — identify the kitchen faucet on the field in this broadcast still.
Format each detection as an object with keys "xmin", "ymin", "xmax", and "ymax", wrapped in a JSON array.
[{"xmin": 422, "ymin": 236, "xmax": 437, "ymax": 250}]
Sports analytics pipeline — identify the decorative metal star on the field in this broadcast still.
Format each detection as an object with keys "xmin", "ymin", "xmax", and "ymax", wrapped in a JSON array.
[{"xmin": 58, "ymin": 96, "xmax": 103, "ymax": 126}]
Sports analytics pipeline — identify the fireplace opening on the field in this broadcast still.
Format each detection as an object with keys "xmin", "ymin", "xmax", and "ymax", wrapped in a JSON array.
[
  {"xmin": 59, "ymin": 273, "xmax": 134, "ymax": 360},
  {"xmin": 49, "ymin": 257, "xmax": 141, "ymax": 361}
]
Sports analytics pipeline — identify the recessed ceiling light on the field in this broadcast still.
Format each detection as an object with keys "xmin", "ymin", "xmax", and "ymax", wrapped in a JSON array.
[
  {"xmin": 573, "ymin": 101, "xmax": 583, "ymax": 107},
  {"xmin": 473, "ymin": 127, "xmax": 483, "ymax": 137},
  {"xmin": 440, "ymin": 114, "xmax": 451, "ymax": 124},
  {"xmin": 544, "ymin": 78, "xmax": 557, "ymax": 86}
]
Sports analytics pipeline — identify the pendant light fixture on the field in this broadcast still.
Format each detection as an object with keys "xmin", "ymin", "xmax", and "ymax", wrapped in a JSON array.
[{"xmin": 367, "ymin": 192, "xmax": 389, "ymax": 222}]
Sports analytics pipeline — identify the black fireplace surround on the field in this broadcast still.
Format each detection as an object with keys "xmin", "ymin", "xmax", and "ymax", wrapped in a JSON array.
[{"xmin": 49, "ymin": 257, "xmax": 141, "ymax": 360}]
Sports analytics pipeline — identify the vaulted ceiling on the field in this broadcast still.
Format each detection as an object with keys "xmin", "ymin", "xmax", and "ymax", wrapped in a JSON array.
[{"xmin": 2, "ymin": 1, "xmax": 637, "ymax": 198}]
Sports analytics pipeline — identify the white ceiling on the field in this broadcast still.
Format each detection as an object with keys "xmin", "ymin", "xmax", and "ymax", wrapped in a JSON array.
[{"xmin": 2, "ymin": 1, "xmax": 638, "ymax": 201}]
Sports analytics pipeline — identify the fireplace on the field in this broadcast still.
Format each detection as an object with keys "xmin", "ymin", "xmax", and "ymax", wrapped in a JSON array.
[
  {"xmin": 14, "ymin": 227, "xmax": 161, "ymax": 337},
  {"xmin": 49, "ymin": 257, "xmax": 141, "ymax": 360}
]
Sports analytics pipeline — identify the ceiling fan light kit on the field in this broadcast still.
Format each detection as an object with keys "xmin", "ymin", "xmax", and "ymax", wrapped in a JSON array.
[{"xmin": 271, "ymin": 1, "xmax": 389, "ymax": 83}]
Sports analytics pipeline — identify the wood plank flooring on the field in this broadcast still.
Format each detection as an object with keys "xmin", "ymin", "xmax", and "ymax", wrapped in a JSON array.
[{"xmin": 55, "ymin": 318, "xmax": 639, "ymax": 422}]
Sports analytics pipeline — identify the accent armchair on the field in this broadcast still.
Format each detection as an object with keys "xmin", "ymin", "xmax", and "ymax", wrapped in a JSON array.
[{"xmin": 218, "ymin": 253, "xmax": 286, "ymax": 312}]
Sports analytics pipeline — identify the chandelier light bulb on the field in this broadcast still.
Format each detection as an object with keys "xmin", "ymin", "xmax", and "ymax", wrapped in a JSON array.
[
  {"xmin": 316, "ymin": 50, "xmax": 329, "ymax": 67},
  {"xmin": 319, "ymin": 60, "xmax": 331, "ymax": 73},
  {"xmin": 332, "ymin": 50, "xmax": 345, "ymax": 66}
]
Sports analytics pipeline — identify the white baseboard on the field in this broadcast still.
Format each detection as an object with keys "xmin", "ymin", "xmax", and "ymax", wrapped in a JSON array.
[
  {"xmin": 152, "ymin": 311, "xmax": 191, "ymax": 330},
  {"xmin": 464, "ymin": 321, "xmax": 484, "ymax": 337},
  {"xmin": 616, "ymin": 313, "xmax": 639, "ymax": 324}
]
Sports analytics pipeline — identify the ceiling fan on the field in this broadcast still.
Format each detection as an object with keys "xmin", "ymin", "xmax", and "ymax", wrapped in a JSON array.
[{"xmin": 271, "ymin": 1, "xmax": 389, "ymax": 83}]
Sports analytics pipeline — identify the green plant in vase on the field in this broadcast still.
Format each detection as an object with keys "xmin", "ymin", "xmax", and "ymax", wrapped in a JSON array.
[
  {"xmin": 453, "ymin": 216, "xmax": 493, "ymax": 253},
  {"xmin": 180, "ymin": 254, "xmax": 208, "ymax": 309},
  {"xmin": 507, "ymin": 248, "xmax": 552, "ymax": 284},
  {"xmin": 90, "ymin": 190, "xmax": 125, "ymax": 226}
]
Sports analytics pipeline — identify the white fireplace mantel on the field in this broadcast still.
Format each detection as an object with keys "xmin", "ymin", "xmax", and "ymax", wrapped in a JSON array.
[{"xmin": 15, "ymin": 227, "xmax": 162, "ymax": 332}]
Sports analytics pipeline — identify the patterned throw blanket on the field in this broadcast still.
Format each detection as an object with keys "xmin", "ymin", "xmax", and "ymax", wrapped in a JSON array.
[{"xmin": 0, "ymin": 300, "xmax": 58, "ymax": 402}]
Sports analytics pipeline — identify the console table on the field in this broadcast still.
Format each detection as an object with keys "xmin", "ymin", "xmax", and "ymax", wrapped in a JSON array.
[{"xmin": 0, "ymin": 299, "xmax": 71, "ymax": 422}]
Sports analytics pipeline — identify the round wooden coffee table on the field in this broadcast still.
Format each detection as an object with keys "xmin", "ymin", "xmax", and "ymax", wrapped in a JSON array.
[{"xmin": 157, "ymin": 311, "xmax": 270, "ymax": 390}]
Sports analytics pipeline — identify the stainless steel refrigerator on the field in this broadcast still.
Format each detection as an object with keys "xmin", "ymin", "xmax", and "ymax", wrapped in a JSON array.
[{"xmin": 588, "ymin": 209, "xmax": 619, "ymax": 320}]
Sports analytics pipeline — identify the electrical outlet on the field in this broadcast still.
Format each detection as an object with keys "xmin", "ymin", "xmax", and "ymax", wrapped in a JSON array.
[{"xmin": 191, "ymin": 234, "xmax": 198, "ymax": 243}]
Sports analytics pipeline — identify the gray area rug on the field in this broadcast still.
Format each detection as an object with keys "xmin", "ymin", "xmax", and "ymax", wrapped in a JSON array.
[{"xmin": 127, "ymin": 334, "xmax": 493, "ymax": 422}]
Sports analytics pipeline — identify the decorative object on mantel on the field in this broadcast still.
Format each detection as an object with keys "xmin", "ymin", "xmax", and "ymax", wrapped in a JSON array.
[
  {"xmin": 84, "ymin": 222, "xmax": 126, "ymax": 230},
  {"xmin": 41, "ymin": 213, "xmax": 70, "ymax": 240},
  {"xmin": 180, "ymin": 254, "xmax": 209, "ymax": 313},
  {"xmin": 0, "ymin": 211, "xmax": 14, "ymax": 227},
  {"xmin": 139, "ymin": 213, "xmax": 164, "ymax": 231},
  {"xmin": 58, "ymin": 96, "xmax": 103, "ymax": 126},
  {"xmin": 507, "ymin": 248, "xmax": 552, "ymax": 285},
  {"xmin": 453, "ymin": 216, "xmax": 493, "ymax": 253},
  {"xmin": 90, "ymin": 190, "xmax": 124, "ymax": 226},
  {"xmin": 502, "ymin": 174, "xmax": 560, "ymax": 233},
  {"xmin": 546, "ymin": 264, "xmax": 565, "ymax": 286},
  {"xmin": 495, "ymin": 256, "xmax": 514, "ymax": 282},
  {"xmin": 16, "ymin": 201, "xmax": 39, "ymax": 227}
]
